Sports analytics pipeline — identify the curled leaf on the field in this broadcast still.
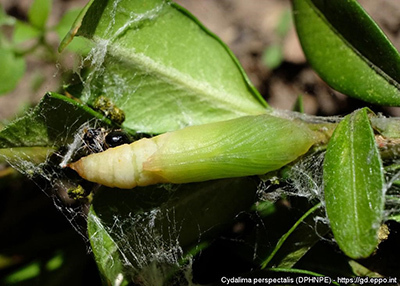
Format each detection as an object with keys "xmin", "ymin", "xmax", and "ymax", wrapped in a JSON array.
[{"xmin": 293, "ymin": 0, "xmax": 400, "ymax": 106}]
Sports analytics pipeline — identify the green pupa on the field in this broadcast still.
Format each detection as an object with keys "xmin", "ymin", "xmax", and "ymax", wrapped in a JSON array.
[{"xmin": 69, "ymin": 114, "xmax": 317, "ymax": 189}]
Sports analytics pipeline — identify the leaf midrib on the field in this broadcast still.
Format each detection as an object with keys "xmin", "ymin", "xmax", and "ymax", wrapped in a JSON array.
[
  {"xmin": 94, "ymin": 37, "xmax": 267, "ymax": 115},
  {"xmin": 349, "ymin": 114, "xmax": 361, "ymax": 245}
]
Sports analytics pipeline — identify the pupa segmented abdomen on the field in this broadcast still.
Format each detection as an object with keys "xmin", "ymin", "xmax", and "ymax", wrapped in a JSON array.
[{"xmin": 69, "ymin": 114, "xmax": 317, "ymax": 189}]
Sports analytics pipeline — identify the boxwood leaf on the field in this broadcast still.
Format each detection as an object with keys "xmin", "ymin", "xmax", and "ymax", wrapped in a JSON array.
[
  {"xmin": 293, "ymin": 0, "xmax": 400, "ymax": 106},
  {"xmin": 0, "ymin": 93, "xmax": 111, "ymax": 168},
  {"xmin": 55, "ymin": 9, "xmax": 92, "ymax": 55},
  {"xmin": 261, "ymin": 203, "xmax": 330, "ymax": 269},
  {"xmin": 88, "ymin": 178, "xmax": 258, "ymax": 283},
  {"xmin": 58, "ymin": 0, "xmax": 95, "ymax": 53},
  {"xmin": 64, "ymin": 0, "xmax": 268, "ymax": 133},
  {"xmin": 87, "ymin": 207, "xmax": 129, "ymax": 286},
  {"xmin": 323, "ymin": 108, "xmax": 385, "ymax": 258}
]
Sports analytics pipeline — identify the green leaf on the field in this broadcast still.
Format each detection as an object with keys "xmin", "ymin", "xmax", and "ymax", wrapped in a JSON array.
[
  {"xmin": 293, "ymin": 0, "xmax": 400, "ymax": 106},
  {"xmin": 263, "ymin": 44, "xmax": 283, "ymax": 70},
  {"xmin": 88, "ymin": 178, "xmax": 258, "ymax": 283},
  {"xmin": 0, "ymin": 5, "xmax": 15, "ymax": 26},
  {"xmin": 0, "ymin": 92, "xmax": 112, "ymax": 167},
  {"xmin": 28, "ymin": 0, "xmax": 51, "ymax": 29},
  {"xmin": 55, "ymin": 8, "xmax": 92, "ymax": 55},
  {"xmin": 293, "ymin": 95, "xmax": 304, "ymax": 113},
  {"xmin": 0, "ymin": 46, "xmax": 25, "ymax": 95},
  {"xmin": 323, "ymin": 108, "xmax": 385, "ymax": 259},
  {"xmin": 58, "ymin": 0, "xmax": 94, "ymax": 53},
  {"xmin": 370, "ymin": 117, "xmax": 400, "ymax": 139},
  {"xmin": 69, "ymin": 0, "xmax": 268, "ymax": 133},
  {"xmin": 13, "ymin": 20, "xmax": 41, "ymax": 44},
  {"xmin": 261, "ymin": 203, "xmax": 324, "ymax": 269},
  {"xmin": 45, "ymin": 252, "xmax": 64, "ymax": 271},
  {"xmin": 88, "ymin": 207, "xmax": 129, "ymax": 286},
  {"xmin": 0, "ymin": 147, "xmax": 54, "ymax": 166},
  {"xmin": 387, "ymin": 213, "xmax": 400, "ymax": 223},
  {"xmin": 348, "ymin": 260, "xmax": 381, "ymax": 277},
  {"xmin": 4, "ymin": 261, "xmax": 41, "ymax": 284},
  {"xmin": 276, "ymin": 9, "xmax": 292, "ymax": 38}
]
